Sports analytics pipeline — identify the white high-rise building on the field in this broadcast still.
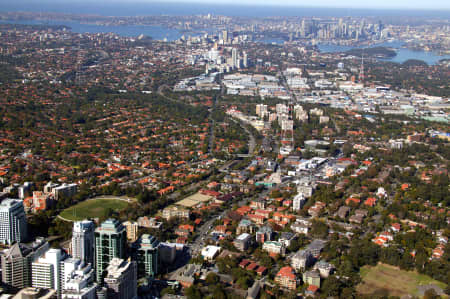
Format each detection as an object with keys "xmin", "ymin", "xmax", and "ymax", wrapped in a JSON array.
[
  {"xmin": 293, "ymin": 194, "xmax": 306, "ymax": 211},
  {"xmin": 243, "ymin": 51, "xmax": 248, "ymax": 68},
  {"xmin": 0, "ymin": 198, "xmax": 27, "ymax": 245},
  {"xmin": 72, "ymin": 220, "xmax": 95, "ymax": 265},
  {"xmin": 32, "ymin": 248, "xmax": 66, "ymax": 297},
  {"xmin": 104, "ymin": 258, "xmax": 137, "ymax": 299},
  {"xmin": 61, "ymin": 258, "xmax": 97, "ymax": 299},
  {"xmin": 232, "ymin": 48, "xmax": 239, "ymax": 69}
]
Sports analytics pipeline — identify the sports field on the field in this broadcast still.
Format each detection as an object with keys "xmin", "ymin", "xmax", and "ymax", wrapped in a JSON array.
[
  {"xmin": 59, "ymin": 198, "xmax": 130, "ymax": 221},
  {"xmin": 357, "ymin": 263, "xmax": 447, "ymax": 298}
]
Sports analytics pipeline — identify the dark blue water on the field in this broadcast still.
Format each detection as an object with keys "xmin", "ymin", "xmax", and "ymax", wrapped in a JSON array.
[
  {"xmin": 0, "ymin": 1, "xmax": 449, "ymax": 18},
  {"xmin": 318, "ymin": 41, "xmax": 450, "ymax": 65}
]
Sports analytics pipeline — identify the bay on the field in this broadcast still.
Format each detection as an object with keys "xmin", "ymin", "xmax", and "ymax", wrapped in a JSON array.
[{"xmin": 318, "ymin": 41, "xmax": 450, "ymax": 65}]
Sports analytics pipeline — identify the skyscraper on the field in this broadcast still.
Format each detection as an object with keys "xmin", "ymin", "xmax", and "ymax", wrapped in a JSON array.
[
  {"xmin": 72, "ymin": 220, "xmax": 95, "ymax": 265},
  {"xmin": 104, "ymin": 258, "xmax": 137, "ymax": 299},
  {"xmin": 222, "ymin": 30, "xmax": 228, "ymax": 44},
  {"xmin": 243, "ymin": 51, "xmax": 248, "ymax": 68},
  {"xmin": 232, "ymin": 48, "xmax": 239, "ymax": 69},
  {"xmin": 137, "ymin": 234, "xmax": 159, "ymax": 278},
  {"xmin": 32, "ymin": 248, "xmax": 66, "ymax": 298},
  {"xmin": 0, "ymin": 198, "xmax": 28, "ymax": 245},
  {"xmin": 94, "ymin": 219, "xmax": 126, "ymax": 282}
]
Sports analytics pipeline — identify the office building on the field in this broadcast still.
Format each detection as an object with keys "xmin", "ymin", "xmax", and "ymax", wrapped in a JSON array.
[
  {"xmin": 94, "ymin": 219, "xmax": 126, "ymax": 281},
  {"xmin": 104, "ymin": 258, "xmax": 137, "ymax": 299},
  {"xmin": 72, "ymin": 220, "xmax": 95, "ymax": 265},
  {"xmin": 137, "ymin": 234, "xmax": 159, "ymax": 278},
  {"xmin": 61, "ymin": 258, "xmax": 96, "ymax": 299},
  {"xmin": 0, "ymin": 198, "xmax": 28, "ymax": 245},
  {"xmin": 32, "ymin": 248, "xmax": 66, "ymax": 297},
  {"xmin": 1, "ymin": 238, "xmax": 48, "ymax": 290},
  {"xmin": 158, "ymin": 242, "xmax": 177, "ymax": 265}
]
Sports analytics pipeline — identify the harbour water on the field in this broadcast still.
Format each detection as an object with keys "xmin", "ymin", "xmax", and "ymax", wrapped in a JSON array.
[{"xmin": 317, "ymin": 41, "xmax": 450, "ymax": 65}]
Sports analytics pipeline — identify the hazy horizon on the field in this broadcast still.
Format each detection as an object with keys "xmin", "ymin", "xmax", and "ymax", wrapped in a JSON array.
[{"xmin": 2, "ymin": 0, "xmax": 450, "ymax": 11}]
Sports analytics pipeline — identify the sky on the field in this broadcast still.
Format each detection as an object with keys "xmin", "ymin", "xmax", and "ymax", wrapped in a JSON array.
[
  {"xmin": 109, "ymin": 0, "xmax": 450, "ymax": 10},
  {"xmin": 3, "ymin": 0, "xmax": 450, "ymax": 11}
]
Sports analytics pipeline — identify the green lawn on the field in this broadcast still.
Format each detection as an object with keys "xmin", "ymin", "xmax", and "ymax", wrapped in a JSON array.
[
  {"xmin": 59, "ymin": 198, "xmax": 130, "ymax": 221},
  {"xmin": 357, "ymin": 263, "xmax": 447, "ymax": 298}
]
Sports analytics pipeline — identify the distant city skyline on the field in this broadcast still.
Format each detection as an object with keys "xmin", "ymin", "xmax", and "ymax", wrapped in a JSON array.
[
  {"xmin": 107, "ymin": 0, "xmax": 450, "ymax": 10},
  {"xmin": 4, "ymin": 0, "xmax": 450, "ymax": 11}
]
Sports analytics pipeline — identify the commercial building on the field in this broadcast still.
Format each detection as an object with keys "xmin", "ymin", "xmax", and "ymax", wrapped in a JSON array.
[
  {"xmin": 158, "ymin": 242, "xmax": 177, "ymax": 265},
  {"xmin": 103, "ymin": 258, "xmax": 137, "ymax": 299},
  {"xmin": 32, "ymin": 248, "xmax": 66, "ymax": 297},
  {"xmin": 0, "ymin": 198, "xmax": 28, "ymax": 245},
  {"xmin": 72, "ymin": 220, "xmax": 95, "ymax": 265},
  {"xmin": 136, "ymin": 234, "xmax": 159, "ymax": 278},
  {"xmin": 61, "ymin": 258, "xmax": 96, "ymax": 299},
  {"xmin": 94, "ymin": 219, "xmax": 127, "ymax": 282},
  {"xmin": 1, "ymin": 238, "xmax": 49, "ymax": 290},
  {"xmin": 201, "ymin": 245, "xmax": 221, "ymax": 261}
]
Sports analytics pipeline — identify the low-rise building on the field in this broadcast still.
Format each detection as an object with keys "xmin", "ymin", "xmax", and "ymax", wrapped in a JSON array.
[
  {"xmin": 234, "ymin": 233, "xmax": 252, "ymax": 252},
  {"xmin": 314, "ymin": 260, "xmax": 334, "ymax": 278},
  {"xmin": 256, "ymin": 226, "xmax": 273, "ymax": 243},
  {"xmin": 303, "ymin": 270, "xmax": 321, "ymax": 287},
  {"xmin": 162, "ymin": 206, "xmax": 190, "ymax": 220},
  {"xmin": 291, "ymin": 250, "xmax": 313, "ymax": 271},
  {"xmin": 201, "ymin": 245, "xmax": 221, "ymax": 261},
  {"xmin": 274, "ymin": 266, "xmax": 297, "ymax": 290},
  {"xmin": 262, "ymin": 241, "xmax": 285, "ymax": 256}
]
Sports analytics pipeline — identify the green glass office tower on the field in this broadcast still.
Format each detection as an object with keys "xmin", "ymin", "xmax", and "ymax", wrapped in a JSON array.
[
  {"xmin": 94, "ymin": 219, "xmax": 126, "ymax": 281},
  {"xmin": 137, "ymin": 234, "xmax": 159, "ymax": 278}
]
